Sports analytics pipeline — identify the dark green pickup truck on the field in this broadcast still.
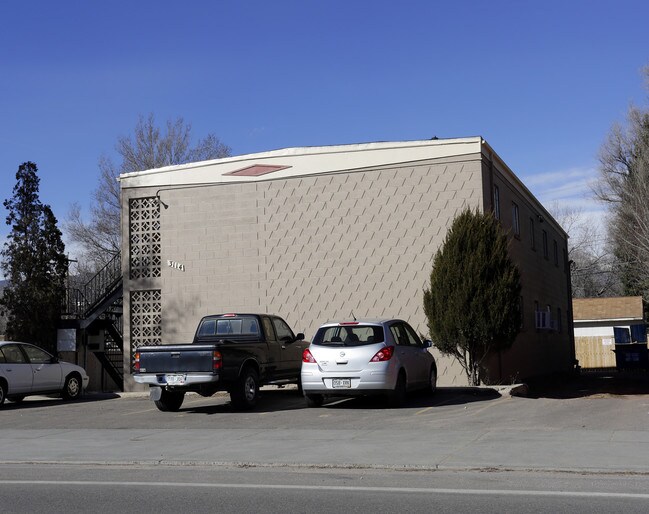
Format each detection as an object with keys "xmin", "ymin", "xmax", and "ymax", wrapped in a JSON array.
[{"xmin": 133, "ymin": 313, "xmax": 307, "ymax": 411}]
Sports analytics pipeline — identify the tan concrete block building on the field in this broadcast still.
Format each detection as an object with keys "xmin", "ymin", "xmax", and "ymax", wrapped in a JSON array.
[{"xmin": 119, "ymin": 137, "xmax": 574, "ymax": 389}]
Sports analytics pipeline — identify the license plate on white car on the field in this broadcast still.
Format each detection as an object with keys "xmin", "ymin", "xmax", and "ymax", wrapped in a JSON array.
[
  {"xmin": 165, "ymin": 374, "xmax": 186, "ymax": 386},
  {"xmin": 332, "ymin": 378, "xmax": 351, "ymax": 388}
]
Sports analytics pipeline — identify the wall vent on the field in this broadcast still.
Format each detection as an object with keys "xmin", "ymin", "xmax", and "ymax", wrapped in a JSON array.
[{"xmin": 224, "ymin": 164, "xmax": 290, "ymax": 177}]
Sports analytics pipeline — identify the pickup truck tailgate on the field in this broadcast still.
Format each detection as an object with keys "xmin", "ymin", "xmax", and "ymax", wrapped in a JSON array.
[{"xmin": 138, "ymin": 344, "xmax": 216, "ymax": 373}]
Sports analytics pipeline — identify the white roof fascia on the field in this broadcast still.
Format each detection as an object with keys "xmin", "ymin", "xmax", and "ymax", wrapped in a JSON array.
[
  {"xmin": 118, "ymin": 137, "xmax": 483, "ymax": 189},
  {"xmin": 573, "ymin": 317, "xmax": 644, "ymax": 324}
]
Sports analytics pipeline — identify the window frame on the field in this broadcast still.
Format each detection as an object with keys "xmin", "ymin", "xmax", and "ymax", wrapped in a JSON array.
[
  {"xmin": 512, "ymin": 202, "xmax": 520, "ymax": 237},
  {"xmin": 493, "ymin": 185, "xmax": 501, "ymax": 220},
  {"xmin": 529, "ymin": 217, "xmax": 535, "ymax": 250},
  {"xmin": 542, "ymin": 230, "xmax": 548, "ymax": 259}
]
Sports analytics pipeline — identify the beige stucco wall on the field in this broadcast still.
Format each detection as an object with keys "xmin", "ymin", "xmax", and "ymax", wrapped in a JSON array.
[{"xmin": 121, "ymin": 150, "xmax": 574, "ymax": 390}]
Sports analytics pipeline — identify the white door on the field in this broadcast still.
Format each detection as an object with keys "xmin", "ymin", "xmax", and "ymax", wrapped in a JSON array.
[{"xmin": 22, "ymin": 344, "xmax": 63, "ymax": 392}]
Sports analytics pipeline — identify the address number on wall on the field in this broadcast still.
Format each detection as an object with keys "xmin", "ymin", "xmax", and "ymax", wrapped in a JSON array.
[{"xmin": 167, "ymin": 260, "xmax": 185, "ymax": 272}]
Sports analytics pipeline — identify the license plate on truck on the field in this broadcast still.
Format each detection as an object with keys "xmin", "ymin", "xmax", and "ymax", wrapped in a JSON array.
[
  {"xmin": 332, "ymin": 378, "xmax": 351, "ymax": 388},
  {"xmin": 165, "ymin": 374, "xmax": 186, "ymax": 386}
]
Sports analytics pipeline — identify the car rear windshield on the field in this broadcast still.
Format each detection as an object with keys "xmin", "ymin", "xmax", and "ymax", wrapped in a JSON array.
[
  {"xmin": 312, "ymin": 325, "xmax": 384, "ymax": 346},
  {"xmin": 197, "ymin": 317, "xmax": 260, "ymax": 337}
]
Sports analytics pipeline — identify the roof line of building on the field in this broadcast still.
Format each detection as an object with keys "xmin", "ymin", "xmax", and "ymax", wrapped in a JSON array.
[{"xmin": 118, "ymin": 136, "xmax": 483, "ymax": 180}]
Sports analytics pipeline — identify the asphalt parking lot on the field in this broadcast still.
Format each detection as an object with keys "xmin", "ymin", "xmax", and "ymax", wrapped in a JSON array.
[{"xmin": 1, "ymin": 370, "xmax": 649, "ymax": 473}]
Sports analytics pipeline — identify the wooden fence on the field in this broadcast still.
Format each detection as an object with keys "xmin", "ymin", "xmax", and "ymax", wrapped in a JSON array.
[{"xmin": 575, "ymin": 336, "xmax": 617, "ymax": 369}]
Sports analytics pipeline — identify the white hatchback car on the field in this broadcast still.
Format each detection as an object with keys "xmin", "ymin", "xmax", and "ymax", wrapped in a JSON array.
[
  {"xmin": 0, "ymin": 341, "xmax": 89, "ymax": 406},
  {"xmin": 301, "ymin": 319, "xmax": 437, "ymax": 407}
]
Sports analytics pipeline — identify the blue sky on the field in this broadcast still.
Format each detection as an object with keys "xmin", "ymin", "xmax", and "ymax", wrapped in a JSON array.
[{"xmin": 1, "ymin": 0, "xmax": 648, "ymax": 258}]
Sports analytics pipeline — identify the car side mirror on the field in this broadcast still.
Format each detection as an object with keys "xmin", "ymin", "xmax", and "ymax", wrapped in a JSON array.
[
  {"xmin": 295, "ymin": 333, "xmax": 305, "ymax": 341},
  {"xmin": 50, "ymin": 356, "xmax": 59, "ymax": 363},
  {"xmin": 422, "ymin": 339, "xmax": 433, "ymax": 348}
]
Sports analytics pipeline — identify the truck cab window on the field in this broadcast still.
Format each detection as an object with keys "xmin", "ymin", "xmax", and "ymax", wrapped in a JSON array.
[{"xmin": 272, "ymin": 318, "xmax": 294, "ymax": 341}]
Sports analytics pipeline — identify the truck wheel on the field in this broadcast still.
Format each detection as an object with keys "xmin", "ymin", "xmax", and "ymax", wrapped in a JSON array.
[
  {"xmin": 62, "ymin": 373, "xmax": 83, "ymax": 401},
  {"xmin": 154, "ymin": 390, "xmax": 185, "ymax": 412},
  {"xmin": 305, "ymin": 393, "xmax": 324, "ymax": 407},
  {"xmin": 231, "ymin": 367, "xmax": 259, "ymax": 410}
]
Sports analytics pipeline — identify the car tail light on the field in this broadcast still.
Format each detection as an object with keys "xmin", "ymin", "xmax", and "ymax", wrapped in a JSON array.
[
  {"xmin": 302, "ymin": 348, "xmax": 317, "ymax": 363},
  {"xmin": 213, "ymin": 350, "xmax": 222, "ymax": 370},
  {"xmin": 370, "ymin": 346, "xmax": 394, "ymax": 362},
  {"xmin": 133, "ymin": 352, "xmax": 140, "ymax": 372}
]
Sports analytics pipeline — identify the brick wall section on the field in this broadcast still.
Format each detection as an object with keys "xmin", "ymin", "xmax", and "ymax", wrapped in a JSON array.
[
  {"xmin": 121, "ymin": 152, "xmax": 574, "ymax": 389},
  {"xmin": 573, "ymin": 296, "xmax": 644, "ymax": 321},
  {"xmin": 481, "ymin": 160, "xmax": 574, "ymax": 382},
  {"xmin": 122, "ymin": 158, "xmax": 482, "ymax": 387}
]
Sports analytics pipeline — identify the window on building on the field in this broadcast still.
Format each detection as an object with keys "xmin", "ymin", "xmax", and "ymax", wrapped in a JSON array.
[
  {"xmin": 542, "ymin": 230, "xmax": 548, "ymax": 259},
  {"xmin": 553, "ymin": 240, "xmax": 558, "ymax": 266},
  {"xmin": 529, "ymin": 218, "xmax": 535, "ymax": 250},
  {"xmin": 493, "ymin": 185, "xmax": 500, "ymax": 220},
  {"xmin": 512, "ymin": 202, "xmax": 520, "ymax": 236}
]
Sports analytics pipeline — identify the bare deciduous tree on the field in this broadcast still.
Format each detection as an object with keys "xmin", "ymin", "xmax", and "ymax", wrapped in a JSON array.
[
  {"xmin": 593, "ymin": 68, "xmax": 649, "ymax": 299},
  {"xmin": 66, "ymin": 114, "xmax": 231, "ymax": 269},
  {"xmin": 549, "ymin": 203, "xmax": 621, "ymax": 298}
]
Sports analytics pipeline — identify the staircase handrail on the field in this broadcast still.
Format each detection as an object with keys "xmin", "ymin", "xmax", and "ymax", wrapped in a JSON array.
[{"xmin": 82, "ymin": 252, "xmax": 122, "ymax": 316}]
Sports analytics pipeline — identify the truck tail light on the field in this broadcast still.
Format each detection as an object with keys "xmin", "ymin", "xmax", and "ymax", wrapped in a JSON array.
[
  {"xmin": 302, "ymin": 348, "xmax": 317, "ymax": 363},
  {"xmin": 213, "ymin": 350, "xmax": 222, "ymax": 370},
  {"xmin": 370, "ymin": 346, "xmax": 394, "ymax": 362},
  {"xmin": 134, "ymin": 352, "xmax": 140, "ymax": 372}
]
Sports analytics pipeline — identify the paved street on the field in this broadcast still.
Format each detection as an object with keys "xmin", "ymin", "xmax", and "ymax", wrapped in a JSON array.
[{"xmin": 2, "ymin": 372, "xmax": 649, "ymax": 512}]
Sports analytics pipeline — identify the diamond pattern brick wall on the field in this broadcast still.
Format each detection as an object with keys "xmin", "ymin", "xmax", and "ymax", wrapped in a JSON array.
[
  {"xmin": 257, "ymin": 162, "xmax": 482, "ymax": 385},
  {"xmin": 125, "ymin": 159, "xmax": 483, "ymax": 386}
]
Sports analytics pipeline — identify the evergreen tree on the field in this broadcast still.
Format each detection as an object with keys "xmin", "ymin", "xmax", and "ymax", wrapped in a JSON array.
[
  {"xmin": 423, "ymin": 208, "xmax": 521, "ymax": 385},
  {"xmin": 0, "ymin": 162, "xmax": 67, "ymax": 353}
]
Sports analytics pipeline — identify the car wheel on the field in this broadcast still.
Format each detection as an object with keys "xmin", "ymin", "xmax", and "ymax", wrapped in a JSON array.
[
  {"xmin": 387, "ymin": 371, "xmax": 407, "ymax": 408},
  {"xmin": 154, "ymin": 390, "xmax": 185, "ymax": 412},
  {"xmin": 230, "ymin": 367, "xmax": 259, "ymax": 410},
  {"xmin": 62, "ymin": 373, "xmax": 83, "ymax": 401},
  {"xmin": 305, "ymin": 393, "xmax": 324, "ymax": 407},
  {"xmin": 428, "ymin": 367, "xmax": 437, "ymax": 395},
  {"xmin": 0, "ymin": 381, "xmax": 6, "ymax": 407}
]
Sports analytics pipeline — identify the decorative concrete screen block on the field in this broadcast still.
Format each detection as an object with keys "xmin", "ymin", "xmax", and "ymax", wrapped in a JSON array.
[
  {"xmin": 130, "ymin": 289, "xmax": 162, "ymax": 359},
  {"xmin": 129, "ymin": 197, "xmax": 161, "ymax": 279}
]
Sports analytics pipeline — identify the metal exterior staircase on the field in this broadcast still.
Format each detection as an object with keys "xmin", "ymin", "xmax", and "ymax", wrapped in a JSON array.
[{"xmin": 62, "ymin": 253, "xmax": 124, "ymax": 390}]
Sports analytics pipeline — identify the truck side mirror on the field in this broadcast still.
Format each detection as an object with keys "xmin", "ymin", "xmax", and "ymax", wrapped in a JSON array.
[{"xmin": 295, "ymin": 333, "xmax": 305, "ymax": 341}]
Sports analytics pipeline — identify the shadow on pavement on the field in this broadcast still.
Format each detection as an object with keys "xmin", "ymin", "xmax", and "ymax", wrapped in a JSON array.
[
  {"xmin": 180, "ymin": 386, "xmax": 501, "ymax": 414},
  {"xmin": 183, "ymin": 388, "xmax": 306, "ymax": 415},
  {"xmin": 2, "ymin": 392, "xmax": 121, "ymax": 410},
  {"xmin": 321, "ymin": 388, "xmax": 501, "ymax": 409},
  {"xmin": 526, "ymin": 370, "xmax": 649, "ymax": 399}
]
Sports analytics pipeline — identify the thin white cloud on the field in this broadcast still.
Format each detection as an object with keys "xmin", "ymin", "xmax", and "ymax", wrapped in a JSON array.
[{"xmin": 521, "ymin": 165, "xmax": 608, "ymax": 235}]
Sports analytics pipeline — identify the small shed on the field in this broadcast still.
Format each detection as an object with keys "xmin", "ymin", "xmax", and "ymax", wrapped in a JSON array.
[{"xmin": 573, "ymin": 296, "xmax": 645, "ymax": 369}]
